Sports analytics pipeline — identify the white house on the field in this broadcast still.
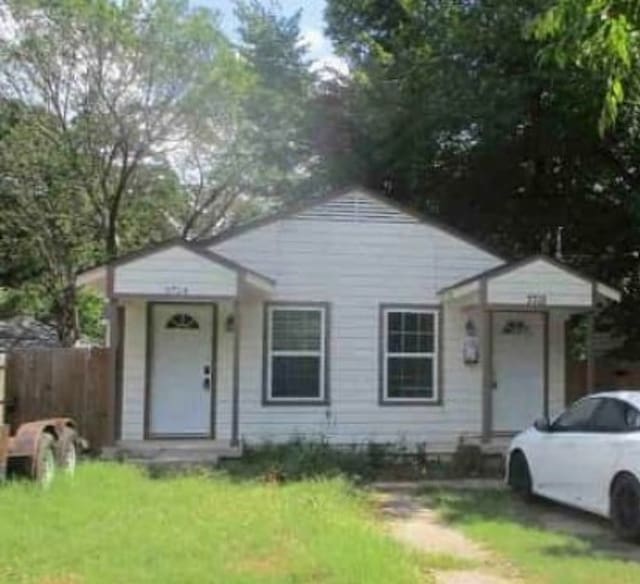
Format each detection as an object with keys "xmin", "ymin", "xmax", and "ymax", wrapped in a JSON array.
[{"xmin": 79, "ymin": 187, "xmax": 621, "ymax": 455}]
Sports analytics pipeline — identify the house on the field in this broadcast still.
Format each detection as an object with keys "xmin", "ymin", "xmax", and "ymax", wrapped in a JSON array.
[{"xmin": 78, "ymin": 187, "xmax": 621, "ymax": 455}]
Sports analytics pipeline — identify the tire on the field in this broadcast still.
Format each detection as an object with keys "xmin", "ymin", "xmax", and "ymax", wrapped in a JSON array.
[
  {"xmin": 508, "ymin": 450, "xmax": 532, "ymax": 498},
  {"xmin": 33, "ymin": 432, "xmax": 56, "ymax": 488},
  {"xmin": 54, "ymin": 427, "xmax": 78, "ymax": 476},
  {"xmin": 611, "ymin": 473, "xmax": 640, "ymax": 541}
]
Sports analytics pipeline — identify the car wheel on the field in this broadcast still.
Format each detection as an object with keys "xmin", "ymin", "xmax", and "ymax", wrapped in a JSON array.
[
  {"xmin": 508, "ymin": 450, "xmax": 532, "ymax": 497},
  {"xmin": 611, "ymin": 473, "xmax": 640, "ymax": 541},
  {"xmin": 54, "ymin": 427, "xmax": 78, "ymax": 475},
  {"xmin": 33, "ymin": 432, "xmax": 56, "ymax": 488}
]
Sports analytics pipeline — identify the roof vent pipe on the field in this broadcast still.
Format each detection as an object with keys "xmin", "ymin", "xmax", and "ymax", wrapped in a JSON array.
[{"xmin": 555, "ymin": 226, "xmax": 564, "ymax": 260}]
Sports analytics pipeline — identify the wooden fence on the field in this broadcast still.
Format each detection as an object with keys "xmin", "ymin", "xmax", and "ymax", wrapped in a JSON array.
[
  {"xmin": 566, "ymin": 358, "xmax": 640, "ymax": 405},
  {"xmin": 5, "ymin": 348, "xmax": 113, "ymax": 451},
  {"xmin": 0, "ymin": 354, "xmax": 5, "ymax": 427}
]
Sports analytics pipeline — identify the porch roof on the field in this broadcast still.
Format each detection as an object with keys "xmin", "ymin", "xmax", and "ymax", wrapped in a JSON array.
[
  {"xmin": 438, "ymin": 255, "xmax": 621, "ymax": 308},
  {"xmin": 77, "ymin": 240, "xmax": 275, "ymax": 299}
]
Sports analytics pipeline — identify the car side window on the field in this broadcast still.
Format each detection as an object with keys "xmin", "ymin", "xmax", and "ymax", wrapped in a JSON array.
[
  {"xmin": 552, "ymin": 398, "xmax": 602, "ymax": 432},
  {"xmin": 625, "ymin": 405, "xmax": 640, "ymax": 430},
  {"xmin": 591, "ymin": 398, "xmax": 630, "ymax": 432}
]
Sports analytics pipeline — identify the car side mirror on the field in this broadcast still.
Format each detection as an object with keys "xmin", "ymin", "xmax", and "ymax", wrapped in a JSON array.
[{"xmin": 534, "ymin": 416, "xmax": 551, "ymax": 432}]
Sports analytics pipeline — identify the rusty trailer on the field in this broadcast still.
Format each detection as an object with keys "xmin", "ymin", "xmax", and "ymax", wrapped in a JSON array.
[{"xmin": 0, "ymin": 399, "xmax": 79, "ymax": 486}]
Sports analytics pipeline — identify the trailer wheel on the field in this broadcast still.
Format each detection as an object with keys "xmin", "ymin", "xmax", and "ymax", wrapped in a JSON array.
[
  {"xmin": 55, "ymin": 427, "xmax": 78, "ymax": 475},
  {"xmin": 34, "ymin": 433, "xmax": 56, "ymax": 487}
]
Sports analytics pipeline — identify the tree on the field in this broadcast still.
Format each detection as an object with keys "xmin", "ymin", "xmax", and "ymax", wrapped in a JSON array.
[
  {"xmin": 234, "ymin": 0, "xmax": 320, "ymax": 200},
  {"xmin": 533, "ymin": 0, "xmax": 640, "ymax": 133},
  {"xmin": 0, "ymin": 101, "xmax": 100, "ymax": 344},
  {"xmin": 0, "ymin": 0, "xmax": 238, "ymax": 258}
]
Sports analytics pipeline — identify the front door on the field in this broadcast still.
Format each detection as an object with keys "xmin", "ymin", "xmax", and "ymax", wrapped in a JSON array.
[
  {"xmin": 492, "ymin": 312, "xmax": 544, "ymax": 433},
  {"xmin": 149, "ymin": 303, "xmax": 215, "ymax": 437}
]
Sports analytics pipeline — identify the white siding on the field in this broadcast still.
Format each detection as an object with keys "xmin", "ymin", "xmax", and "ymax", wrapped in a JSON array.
[
  {"xmin": 211, "ymin": 191, "xmax": 502, "ymax": 448},
  {"xmin": 114, "ymin": 245, "xmax": 237, "ymax": 297},
  {"xmin": 214, "ymin": 301, "xmax": 234, "ymax": 441},
  {"xmin": 121, "ymin": 301, "xmax": 146, "ymax": 440},
  {"xmin": 488, "ymin": 259, "xmax": 591, "ymax": 307}
]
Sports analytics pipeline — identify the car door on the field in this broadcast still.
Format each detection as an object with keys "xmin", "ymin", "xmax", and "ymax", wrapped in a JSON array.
[
  {"xmin": 537, "ymin": 397, "xmax": 603, "ymax": 505},
  {"xmin": 576, "ymin": 398, "xmax": 635, "ymax": 514}
]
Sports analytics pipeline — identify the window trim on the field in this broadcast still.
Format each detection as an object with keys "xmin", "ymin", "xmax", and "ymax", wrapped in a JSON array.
[
  {"xmin": 262, "ymin": 302, "xmax": 330, "ymax": 406},
  {"xmin": 379, "ymin": 304, "xmax": 441, "ymax": 406}
]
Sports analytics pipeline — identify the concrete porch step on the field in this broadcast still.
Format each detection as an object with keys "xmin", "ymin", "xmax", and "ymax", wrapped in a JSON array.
[
  {"xmin": 102, "ymin": 439, "xmax": 243, "ymax": 466},
  {"xmin": 458, "ymin": 433, "xmax": 515, "ymax": 456}
]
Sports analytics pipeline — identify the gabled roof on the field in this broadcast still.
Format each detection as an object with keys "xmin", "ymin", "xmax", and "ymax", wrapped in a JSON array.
[
  {"xmin": 438, "ymin": 254, "xmax": 621, "ymax": 302},
  {"xmin": 77, "ymin": 240, "xmax": 275, "ymax": 291},
  {"xmin": 200, "ymin": 186, "xmax": 505, "ymax": 261}
]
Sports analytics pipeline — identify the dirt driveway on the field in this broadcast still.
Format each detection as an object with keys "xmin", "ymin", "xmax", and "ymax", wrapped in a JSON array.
[{"xmin": 374, "ymin": 481, "xmax": 640, "ymax": 584}]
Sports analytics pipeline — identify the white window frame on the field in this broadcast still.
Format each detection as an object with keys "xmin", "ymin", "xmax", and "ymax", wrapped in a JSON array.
[
  {"xmin": 266, "ymin": 304, "xmax": 327, "ymax": 403},
  {"xmin": 382, "ymin": 307, "xmax": 439, "ymax": 403}
]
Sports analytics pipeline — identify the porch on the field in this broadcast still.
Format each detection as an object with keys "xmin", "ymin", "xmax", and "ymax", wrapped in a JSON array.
[
  {"xmin": 77, "ymin": 240, "xmax": 274, "ymax": 451},
  {"xmin": 439, "ymin": 255, "xmax": 621, "ymax": 443}
]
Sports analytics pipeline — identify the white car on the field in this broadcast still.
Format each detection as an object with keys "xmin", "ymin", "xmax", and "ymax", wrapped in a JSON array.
[{"xmin": 507, "ymin": 391, "xmax": 640, "ymax": 540}]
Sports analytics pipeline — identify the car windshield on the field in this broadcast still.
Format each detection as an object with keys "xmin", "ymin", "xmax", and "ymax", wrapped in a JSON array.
[{"xmin": 552, "ymin": 398, "xmax": 601, "ymax": 432}]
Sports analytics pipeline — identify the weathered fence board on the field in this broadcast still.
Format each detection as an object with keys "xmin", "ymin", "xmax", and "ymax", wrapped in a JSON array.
[
  {"xmin": 5, "ymin": 348, "xmax": 113, "ymax": 450},
  {"xmin": 566, "ymin": 359, "xmax": 640, "ymax": 405}
]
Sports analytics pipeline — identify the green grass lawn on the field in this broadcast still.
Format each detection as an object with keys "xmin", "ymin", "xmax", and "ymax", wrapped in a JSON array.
[
  {"xmin": 423, "ymin": 487, "xmax": 640, "ymax": 584},
  {"xmin": 0, "ymin": 463, "xmax": 438, "ymax": 584}
]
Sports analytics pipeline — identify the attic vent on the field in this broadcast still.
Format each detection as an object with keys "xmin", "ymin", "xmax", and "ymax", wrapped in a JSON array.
[{"xmin": 294, "ymin": 193, "xmax": 418, "ymax": 224}]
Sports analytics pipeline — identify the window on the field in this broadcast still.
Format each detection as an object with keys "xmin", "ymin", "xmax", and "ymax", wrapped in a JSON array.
[
  {"xmin": 265, "ymin": 304, "xmax": 328, "ymax": 403},
  {"xmin": 591, "ymin": 398, "xmax": 640, "ymax": 433},
  {"xmin": 381, "ymin": 307, "xmax": 438, "ymax": 403},
  {"xmin": 166, "ymin": 313, "xmax": 199, "ymax": 330},
  {"xmin": 552, "ymin": 398, "xmax": 601, "ymax": 432}
]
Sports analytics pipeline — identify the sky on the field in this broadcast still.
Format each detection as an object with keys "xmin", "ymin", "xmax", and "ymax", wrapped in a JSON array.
[{"xmin": 193, "ymin": 1, "xmax": 348, "ymax": 75}]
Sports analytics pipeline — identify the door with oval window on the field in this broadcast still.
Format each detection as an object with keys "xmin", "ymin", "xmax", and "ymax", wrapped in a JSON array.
[{"xmin": 149, "ymin": 304, "xmax": 215, "ymax": 437}]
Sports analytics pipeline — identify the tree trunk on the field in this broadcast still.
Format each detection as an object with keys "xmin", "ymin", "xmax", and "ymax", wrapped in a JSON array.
[
  {"xmin": 106, "ymin": 214, "xmax": 118, "ymax": 260},
  {"xmin": 52, "ymin": 284, "xmax": 79, "ymax": 347}
]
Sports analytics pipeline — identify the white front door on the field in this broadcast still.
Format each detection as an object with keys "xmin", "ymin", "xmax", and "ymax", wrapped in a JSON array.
[
  {"xmin": 492, "ymin": 312, "xmax": 544, "ymax": 433},
  {"xmin": 149, "ymin": 304, "xmax": 215, "ymax": 437}
]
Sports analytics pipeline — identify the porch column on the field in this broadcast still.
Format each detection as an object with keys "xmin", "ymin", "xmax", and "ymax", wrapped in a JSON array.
[
  {"xmin": 231, "ymin": 298, "xmax": 240, "ymax": 446},
  {"xmin": 542, "ymin": 311, "xmax": 550, "ymax": 417},
  {"xmin": 106, "ymin": 266, "xmax": 118, "ymax": 446},
  {"xmin": 480, "ymin": 280, "xmax": 493, "ymax": 442},
  {"xmin": 586, "ymin": 311, "xmax": 595, "ymax": 394}
]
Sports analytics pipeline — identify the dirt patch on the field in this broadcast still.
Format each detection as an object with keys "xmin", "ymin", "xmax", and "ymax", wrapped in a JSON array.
[
  {"xmin": 509, "ymin": 495, "xmax": 640, "ymax": 562},
  {"xmin": 376, "ymin": 489, "xmax": 490, "ymax": 561},
  {"xmin": 373, "ymin": 484, "xmax": 520, "ymax": 584}
]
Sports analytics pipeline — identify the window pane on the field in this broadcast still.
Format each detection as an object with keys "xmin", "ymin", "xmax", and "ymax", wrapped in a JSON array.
[
  {"xmin": 553, "ymin": 398, "xmax": 601, "ymax": 432},
  {"xmin": 389, "ymin": 332, "xmax": 403, "ymax": 352},
  {"xmin": 272, "ymin": 356, "xmax": 320, "ymax": 398},
  {"xmin": 626, "ymin": 406, "xmax": 640, "ymax": 430},
  {"xmin": 387, "ymin": 311, "xmax": 435, "ymax": 354},
  {"xmin": 272, "ymin": 310, "xmax": 321, "ymax": 351},
  {"xmin": 166, "ymin": 313, "xmax": 199, "ymax": 330},
  {"xmin": 388, "ymin": 312, "xmax": 403, "ymax": 331},
  {"xmin": 591, "ymin": 399, "xmax": 629, "ymax": 432},
  {"xmin": 387, "ymin": 356, "xmax": 434, "ymax": 399}
]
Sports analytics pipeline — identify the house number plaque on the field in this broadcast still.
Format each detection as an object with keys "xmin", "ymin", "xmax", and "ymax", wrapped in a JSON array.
[
  {"xmin": 526, "ymin": 294, "xmax": 547, "ymax": 307},
  {"xmin": 164, "ymin": 285, "xmax": 190, "ymax": 296}
]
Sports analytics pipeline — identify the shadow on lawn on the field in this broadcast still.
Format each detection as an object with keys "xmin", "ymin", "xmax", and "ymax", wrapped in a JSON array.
[{"xmin": 422, "ymin": 487, "xmax": 640, "ymax": 564}]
